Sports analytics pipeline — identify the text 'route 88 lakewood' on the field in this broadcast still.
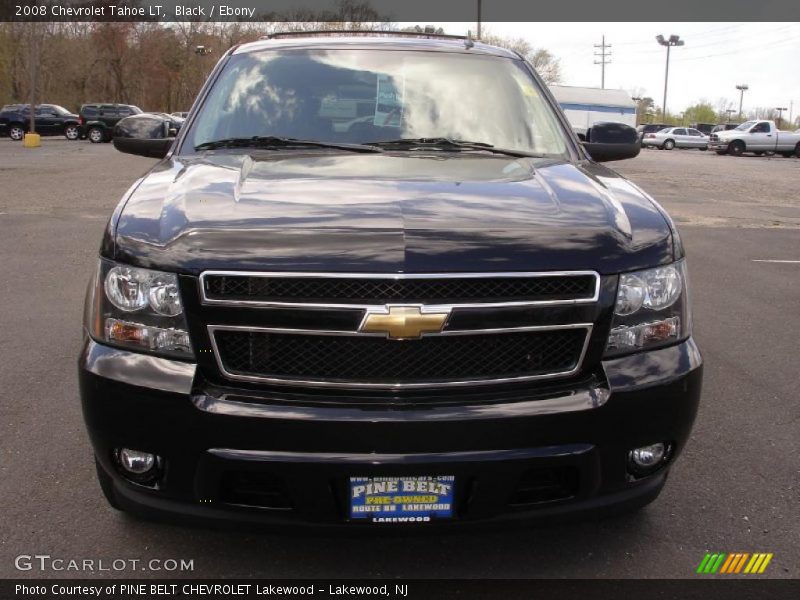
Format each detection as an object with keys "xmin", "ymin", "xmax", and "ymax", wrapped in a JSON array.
[{"xmin": 16, "ymin": 583, "xmax": 409, "ymax": 596}]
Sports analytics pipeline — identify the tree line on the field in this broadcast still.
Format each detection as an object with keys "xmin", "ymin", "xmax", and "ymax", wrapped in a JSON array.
[{"xmin": 634, "ymin": 96, "xmax": 799, "ymax": 129}]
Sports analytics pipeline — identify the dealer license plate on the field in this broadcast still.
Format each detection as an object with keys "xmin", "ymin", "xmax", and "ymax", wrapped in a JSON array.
[{"xmin": 349, "ymin": 475, "xmax": 456, "ymax": 523}]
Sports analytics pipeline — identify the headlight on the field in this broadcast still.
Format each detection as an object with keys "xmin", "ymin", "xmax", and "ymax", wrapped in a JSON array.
[
  {"xmin": 604, "ymin": 260, "xmax": 691, "ymax": 357},
  {"xmin": 85, "ymin": 259, "xmax": 193, "ymax": 358}
]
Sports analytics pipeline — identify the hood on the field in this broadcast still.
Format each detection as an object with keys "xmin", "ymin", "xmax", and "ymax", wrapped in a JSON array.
[{"xmin": 111, "ymin": 152, "xmax": 674, "ymax": 275}]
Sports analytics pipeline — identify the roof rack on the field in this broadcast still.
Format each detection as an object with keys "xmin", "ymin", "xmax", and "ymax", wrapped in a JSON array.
[{"xmin": 262, "ymin": 29, "xmax": 470, "ymax": 42}]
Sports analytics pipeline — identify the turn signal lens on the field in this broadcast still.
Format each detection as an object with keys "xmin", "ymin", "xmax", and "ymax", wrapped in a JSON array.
[{"xmin": 105, "ymin": 318, "xmax": 191, "ymax": 353}]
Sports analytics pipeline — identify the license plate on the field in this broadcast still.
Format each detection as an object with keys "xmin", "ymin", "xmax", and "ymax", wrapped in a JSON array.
[{"xmin": 349, "ymin": 475, "xmax": 456, "ymax": 523}]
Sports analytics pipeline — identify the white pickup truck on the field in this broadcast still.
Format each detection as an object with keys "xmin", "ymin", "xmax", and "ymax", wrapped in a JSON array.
[{"xmin": 709, "ymin": 120, "xmax": 800, "ymax": 157}]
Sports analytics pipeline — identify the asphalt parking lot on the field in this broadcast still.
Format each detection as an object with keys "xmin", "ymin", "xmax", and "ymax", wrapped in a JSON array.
[{"xmin": 0, "ymin": 140, "xmax": 798, "ymax": 579}]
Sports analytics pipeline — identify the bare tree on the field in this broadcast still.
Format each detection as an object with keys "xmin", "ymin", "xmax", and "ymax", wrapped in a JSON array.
[{"xmin": 479, "ymin": 31, "xmax": 562, "ymax": 84}]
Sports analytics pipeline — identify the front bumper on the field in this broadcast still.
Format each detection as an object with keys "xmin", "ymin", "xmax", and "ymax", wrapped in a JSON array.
[{"xmin": 79, "ymin": 337, "xmax": 702, "ymax": 528}]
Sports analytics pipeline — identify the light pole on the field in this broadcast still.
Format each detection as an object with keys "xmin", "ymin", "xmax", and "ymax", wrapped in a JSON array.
[
  {"xmin": 656, "ymin": 35, "xmax": 684, "ymax": 121},
  {"xmin": 775, "ymin": 107, "xmax": 787, "ymax": 129},
  {"xmin": 736, "ymin": 84, "xmax": 749, "ymax": 118}
]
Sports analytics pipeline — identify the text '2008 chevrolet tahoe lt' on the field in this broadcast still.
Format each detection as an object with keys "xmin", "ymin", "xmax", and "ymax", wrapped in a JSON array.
[{"xmin": 79, "ymin": 33, "xmax": 702, "ymax": 528}]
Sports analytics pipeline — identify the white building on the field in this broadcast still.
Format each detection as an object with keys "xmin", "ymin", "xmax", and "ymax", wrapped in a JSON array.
[{"xmin": 549, "ymin": 85, "xmax": 637, "ymax": 140}]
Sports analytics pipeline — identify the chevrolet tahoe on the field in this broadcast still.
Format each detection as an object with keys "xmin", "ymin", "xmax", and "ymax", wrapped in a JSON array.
[{"xmin": 79, "ymin": 33, "xmax": 702, "ymax": 528}]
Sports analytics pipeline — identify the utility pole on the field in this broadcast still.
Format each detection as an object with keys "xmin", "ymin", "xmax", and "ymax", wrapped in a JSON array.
[
  {"xmin": 656, "ymin": 34, "xmax": 684, "ymax": 121},
  {"xmin": 775, "ymin": 107, "xmax": 787, "ymax": 129},
  {"xmin": 476, "ymin": 0, "xmax": 482, "ymax": 40},
  {"xmin": 594, "ymin": 35, "xmax": 611, "ymax": 89},
  {"xmin": 736, "ymin": 84, "xmax": 749, "ymax": 118}
]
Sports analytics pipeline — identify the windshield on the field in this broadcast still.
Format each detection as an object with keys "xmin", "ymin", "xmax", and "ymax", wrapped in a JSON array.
[
  {"xmin": 184, "ymin": 49, "xmax": 570, "ymax": 157},
  {"xmin": 735, "ymin": 120, "xmax": 756, "ymax": 131}
]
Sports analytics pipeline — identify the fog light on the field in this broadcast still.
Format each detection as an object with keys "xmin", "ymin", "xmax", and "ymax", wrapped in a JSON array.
[
  {"xmin": 117, "ymin": 448, "xmax": 156, "ymax": 474},
  {"xmin": 628, "ymin": 443, "xmax": 669, "ymax": 477}
]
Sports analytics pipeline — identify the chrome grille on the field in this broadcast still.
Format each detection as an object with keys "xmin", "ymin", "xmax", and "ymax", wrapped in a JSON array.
[{"xmin": 201, "ymin": 271, "xmax": 600, "ymax": 389}]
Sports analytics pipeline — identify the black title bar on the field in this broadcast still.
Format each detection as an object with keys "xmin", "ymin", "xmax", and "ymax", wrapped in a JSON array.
[{"xmin": 4, "ymin": 0, "xmax": 800, "ymax": 22}]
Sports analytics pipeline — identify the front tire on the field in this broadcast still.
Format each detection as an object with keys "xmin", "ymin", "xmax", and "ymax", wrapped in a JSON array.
[
  {"xmin": 8, "ymin": 125, "xmax": 25, "ymax": 141},
  {"xmin": 64, "ymin": 125, "xmax": 79, "ymax": 141},
  {"xmin": 728, "ymin": 140, "xmax": 745, "ymax": 156},
  {"xmin": 663, "ymin": 139, "xmax": 675, "ymax": 150},
  {"xmin": 88, "ymin": 127, "xmax": 105, "ymax": 144}
]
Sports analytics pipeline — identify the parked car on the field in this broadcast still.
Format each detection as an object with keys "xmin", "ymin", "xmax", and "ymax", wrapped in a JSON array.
[
  {"xmin": 709, "ymin": 120, "xmax": 800, "ymax": 157},
  {"xmin": 641, "ymin": 127, "xmax": 709, "ymax": 150},
  {"xmin": 636, "ymin": 123, "xmax": 670, "ymax": 146},
  {"xmin": 80, "ymin": 33, "xmax": 701, "ymax": 528},
  {"xmin": 0, "ymin": 103, "xmax": 80, "ymax": 140},
  {"xmin": 78, "ymin": 103, "xmax": 142, "ymax": 143}
]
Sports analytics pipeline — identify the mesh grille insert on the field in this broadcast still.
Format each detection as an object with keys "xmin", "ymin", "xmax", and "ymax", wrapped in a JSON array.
[
  {"xmin": 204, "ymin": 274, "xmax": 596, "ymax": 305},
  {"xmin": 213, "ymin": 328, "xmax": 587, "ymax": 385}
]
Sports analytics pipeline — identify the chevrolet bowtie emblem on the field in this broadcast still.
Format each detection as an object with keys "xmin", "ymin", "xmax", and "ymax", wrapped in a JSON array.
[{"xmin": 360, "ymin": 306, "xmax": 450, "ymax": 340}]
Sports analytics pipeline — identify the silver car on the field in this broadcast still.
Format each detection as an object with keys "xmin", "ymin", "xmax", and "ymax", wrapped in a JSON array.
[{"xmin": 642, "ymin": 127, "xmax": 709, "ymax": 150}]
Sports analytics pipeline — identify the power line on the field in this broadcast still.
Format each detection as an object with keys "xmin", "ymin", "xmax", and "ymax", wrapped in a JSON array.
[
  {"xmin": 593, "ymin": 35, "xmax": 611, "ymax": 89},
  {"xmin": 612, "ymin": 30, "xmax": 800, "ymax": 65}
]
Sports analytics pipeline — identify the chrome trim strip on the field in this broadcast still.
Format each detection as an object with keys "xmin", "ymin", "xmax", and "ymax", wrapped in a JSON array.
[
  {"xmin": 207, "ymin": 445, "xmax": 596, "ymax": 464},
  {"xmin": 81, "ymin": 338, "xmax": 196, "ymax": 395},
  {"xmin": 193, "ymin": 386, "xmax": 610, "ymax": 421},
  {"xmin": 206, "ymin": 323, "xmax": 593, "ymax": 389},
  {"xmin": 198, "ymin": 270, "xmax": 601, "ymax": 309}
]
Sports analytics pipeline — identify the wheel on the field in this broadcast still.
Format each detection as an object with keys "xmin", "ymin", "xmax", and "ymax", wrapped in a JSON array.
[
  {"xmin": 88, "ymin": 127, "xmax": 105, "ymax": 143},
  {"xmin": 8, "ymin": 124, "xmax": 25, "ymax": 141},
  {"xmin": 728, "ymin": 140, "xmax": 745, "ymax": 156},
  {"xmin": 95, "ymin": 458, "xmax": 123, "ymax": 510},
  {"xmin": 64, "ymin": 124, "xmax": 79, "ymax": 141},
  {"xmin": 663, "ymin": 139, "xmax": 675, "ymax": 150}
]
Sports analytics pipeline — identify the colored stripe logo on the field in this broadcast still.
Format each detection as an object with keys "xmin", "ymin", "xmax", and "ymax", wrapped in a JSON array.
[{"xmin": 697, "ymin": 552, "xmax": 773, "ymax": 574}]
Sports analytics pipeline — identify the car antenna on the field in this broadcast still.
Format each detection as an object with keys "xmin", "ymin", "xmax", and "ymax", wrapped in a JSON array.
[{"xmin": 465, "ymin": 30, "xmax": 474, "ymax": 49}]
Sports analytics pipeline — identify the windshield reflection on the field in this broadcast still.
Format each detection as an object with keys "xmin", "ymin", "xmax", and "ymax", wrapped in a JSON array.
[{"xmin": 187, "ymin": 49, "xmax": 569, "ymax": 157}]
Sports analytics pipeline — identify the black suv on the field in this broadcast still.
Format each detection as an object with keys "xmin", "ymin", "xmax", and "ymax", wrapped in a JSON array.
[
  {"xmin": 636, "ymin": 123, "xmax": 670, "ymax": 145},
  {"xmin": 80, "ymin": 34, "xmax": 702, "ymax": 528},
  {"xmin": 78, "ymin": 103, "xmax": 142, "ymax": 143},
  {"xmin": 0, "ymin": 103, "xmax": 80, "ymax": 140}
]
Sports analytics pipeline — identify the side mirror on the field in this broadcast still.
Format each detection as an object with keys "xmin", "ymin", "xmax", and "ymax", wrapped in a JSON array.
[
  {"xmin": 582, "ymin": 122, "xmax": 641, "ymax": 162},
  {"xmin": 112, "ymin": 113, "xmax": 177, "ymax": 159}
]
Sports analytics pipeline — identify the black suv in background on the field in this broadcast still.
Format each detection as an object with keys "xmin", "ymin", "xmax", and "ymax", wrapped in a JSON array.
[
  {"xmin": 636, "ymin": 123, "xmax": 671, "ymax": 146},
  {"xmin": 0, "ymin": 103, "xmax": 81, "ymax": 140},
  {"xmin": 79, "ymin": 103, "xmax": 142, "ymax": 143}
]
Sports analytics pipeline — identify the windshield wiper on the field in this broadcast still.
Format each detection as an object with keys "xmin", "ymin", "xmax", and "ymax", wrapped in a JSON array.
[
  {"xmin": 194, "ymin": 136, "xmax": 383, "ymax": 153},
  {"xmin": 364, "ymin": 137, "xmax": 541, "ymax": 158}
]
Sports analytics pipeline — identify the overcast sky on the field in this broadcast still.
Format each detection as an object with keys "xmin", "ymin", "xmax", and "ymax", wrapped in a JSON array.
[{"xmin": 404, "ymin": 22, "xmax": 800, "ymax": 119}]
